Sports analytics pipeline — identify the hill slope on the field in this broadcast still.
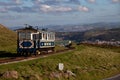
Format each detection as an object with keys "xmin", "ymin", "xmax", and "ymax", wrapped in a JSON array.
[
  {"xmin": 42, "ymin": 22, "xmax": 120, "ymax": 32},
  {"xmin": 84, "ymin": 28, "xmax": 120, "ymax": 41},
  {"xmin": 0, "ymin": 24, "xmax": 17, "ymax": 53},
  {"xmin": 56, "ymin": 28, "xmax": 120, "ymax": 42}
]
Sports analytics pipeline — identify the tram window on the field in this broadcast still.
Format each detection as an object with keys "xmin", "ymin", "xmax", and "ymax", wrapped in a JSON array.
[
  {"xmin": 19, "ymin": 32, "xmax": 26, "ymax": 40},
  {"xmin": 37, "ymin": 34, "xmax": 39, "ymax": 39},
  {"xmin": 46, "ymin": 33, "xmax": 47, "ymax": 40},
  {"xmin": 39, "ymin": 33, "xmax": 42, "ymax": 39},
  {"xmin": 49, "ymin": 33, "xmax": 51, "ymax": 40},
  {"xmin": 33, "ymin": 34, "xmax": 36, "ymax": 40},
  {"xmin": 51, "ymin": 33, "xmax": 55, "ymax": 40},
  {"xmin": 33, "ymin": 34, "xmax": 40, "ymax": 40},
  {"xmin": 53, "ymin": 34, "xmax": 55, "ymax": 40},
  {"xmin": 50, "ymin": 33, "xmax": 54, "ymax": 40},
  {"xmin": 50, "ymin": 34, "xmax": 52, "ymax": 40},
  {"xmin": 33, "ymin": 34, "xmax": 37, "ymax": 40},
  {"xmin": 26, "ymin": 32, "xmax": 31, "ymax": 39},
  {"xmin": 48, "ymin": 33, "xmax": 50, "ymax": 40},
  {"xmin": 52, "ymin": 34, "xmax": 54, "ymax": 40},
  {"xmin": 43, "ymin": 33, "xmax": 47, "ymax": 40}
]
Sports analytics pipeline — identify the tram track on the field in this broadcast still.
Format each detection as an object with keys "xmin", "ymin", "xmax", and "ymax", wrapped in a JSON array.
[{"xmin": 0, "ymin": 47, "xmax": 75, "ymax": 65}]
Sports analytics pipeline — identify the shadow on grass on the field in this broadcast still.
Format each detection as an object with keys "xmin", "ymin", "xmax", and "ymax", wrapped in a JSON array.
[{"xmin": 0, "ymin": 51, "xmax": 18, "ymax": 58}]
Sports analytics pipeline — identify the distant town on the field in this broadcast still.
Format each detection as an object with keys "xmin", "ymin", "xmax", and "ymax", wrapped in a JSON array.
[{"xmin": 81, "ymin": 40, "xmax": 120, "ymax": 47}]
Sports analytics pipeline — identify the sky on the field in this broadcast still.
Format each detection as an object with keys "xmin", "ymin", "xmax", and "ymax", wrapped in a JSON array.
[{"xmin": 0, "ymin": 0, "xmax": 120, "ymax": 27}]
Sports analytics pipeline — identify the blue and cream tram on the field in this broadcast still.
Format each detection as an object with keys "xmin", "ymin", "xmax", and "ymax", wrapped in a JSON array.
[{"xmin": 17, "ymin": 26, "xmax": 55, "ymax": 55}]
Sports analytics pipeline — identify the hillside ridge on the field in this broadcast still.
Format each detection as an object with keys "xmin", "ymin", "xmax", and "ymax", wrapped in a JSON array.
[
  {"xmin": 56, "ymin": 27, "xmax": 120, "ymax": 41},
  {"xmin": 0, "ymin": 24, "xmax": 7, "ymax": 28},
  {"xmin": 0, "ymin": 24, "xmax": 17, "ymax": 53}
]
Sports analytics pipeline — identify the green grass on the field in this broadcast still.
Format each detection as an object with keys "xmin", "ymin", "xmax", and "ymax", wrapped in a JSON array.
[{"xmin": 0, "ymin": 45, "xmax": 120, "ymax": 80}]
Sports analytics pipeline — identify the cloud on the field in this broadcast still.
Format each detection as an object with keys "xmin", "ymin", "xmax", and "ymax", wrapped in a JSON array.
[
  {"xmin": 39, "ymin": 4, "xmax": 90, "ymax": 13},
  {"xmin": 12, "ymin": 0, "xmax": 21, "ymax": 4},
  {"xmin": 112, "ymin": 0, "xmax": 120, "ymax": 3},
  {"xmin": 0, "ymin": 4, "xmax": 73, "ymax": 13},
  {"xmin": 0, "ymin": 0, "xmax": 90, "ymax": 13},
  {"xmin": 4, "ymin": 6, "xmax": 36, "ymax": 13},
  {"xmin": 0, "ymin": 7, "xmax": 8, "ymax": 13},
  {"xmin": 39, "ymin": 5, "xmax": 72, "ymax": 13},
  {"xmin": 31, "ymin": 0, "xmax": 62, "ymax": 5},
  {"xmin": 31, "ymin": 0, "xmax": 81, "ymax": 6},
  {"xmin": 0, "ymin": 0, "xmax": 22, "ymax": 6},
  {"xmin": 41, "ymin": 0, "xmax": 61, "ymax": 5},
  {"xmin": 0, "ymin": 1, "xmax": 16, "ymax": 6},
  {"xmin": 31, "ymin": 0, "xmax": 41, "ymax": 5},
  {"xmin": 40, "ymin": 5, "xmax": 52, "ymax": 12},
  {"xmin": 86, "ymin": 0, "xmax": 96, "ymax": 3},
  {"xmin": 77, "ymin": 6, "xmax": 89, "ymax": 12}
]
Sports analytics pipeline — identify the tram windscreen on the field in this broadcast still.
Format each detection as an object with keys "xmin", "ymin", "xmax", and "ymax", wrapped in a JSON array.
[
  {"xmin": 32, "ymin": 33, "xmax": 41, "ymax": 40},
  {"xmin": 19, "ymin": 32, "xmax": 31, "ymax": 40}
]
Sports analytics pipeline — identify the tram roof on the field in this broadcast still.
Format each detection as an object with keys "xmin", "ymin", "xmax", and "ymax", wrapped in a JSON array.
[
  {"xmin": 16, "ymin": 26, "xmax": 37, "ymax": 32},
  {"xmin": 16, "ymin": 26, "xmax": 55, "ymax": 33}
]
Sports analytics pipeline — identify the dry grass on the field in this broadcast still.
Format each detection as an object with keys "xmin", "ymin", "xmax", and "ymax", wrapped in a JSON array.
[{"xmin": 0, "ymin": 24, "xmax": 17, "ymax": 53}]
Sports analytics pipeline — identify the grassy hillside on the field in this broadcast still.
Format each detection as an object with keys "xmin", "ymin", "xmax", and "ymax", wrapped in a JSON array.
[
  {"xmin": 0, "ymin": 45, "xmax": 120, "ymax": 80},
  {"xmin": 0, "ymin": 24, "xmax": 17, "ymax": 53}
]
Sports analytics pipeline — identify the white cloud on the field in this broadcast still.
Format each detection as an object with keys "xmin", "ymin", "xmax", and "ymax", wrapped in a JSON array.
[
  {"xmin": 40, "ymin": 5, "xmax": 72, "ymax": 12},
  {"xmin": 87, "ymin": 0, "xmax": 96, "ymax": 3},
  {"xmin": 40, "ymin": 5, "xmax": 52, "ymax": 12},
  {"xmin": 14, "ymin": 0, "xmax": 21, "ymax": 4},
  {"xmin": 77, "ymin": 6, "xmax": 89, "ymax": 12},
  {"xmin": 112, "ymin": 0, "xmax": 120, "ymax": 3},
  {"xmin": 54, "ymin": 7, "xmax": 72, "ymax": 12},
  {"xmin": 0, "ymin": 0, "xmax": 90, "ymax": 13},
  {"xmin": 41, "ymin": 5, "xmax": 51, "ymax": 9}
]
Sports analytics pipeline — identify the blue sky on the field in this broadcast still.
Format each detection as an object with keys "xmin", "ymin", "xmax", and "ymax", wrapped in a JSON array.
[{"xmin": 0, "ymin": 0, "xmax": 120, "ymax": 27}]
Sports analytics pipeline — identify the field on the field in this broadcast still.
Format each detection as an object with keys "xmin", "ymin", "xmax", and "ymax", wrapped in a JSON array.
[{"xmin": 0, "ymin": 45, "xmax": 120, "ymax": 80}]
